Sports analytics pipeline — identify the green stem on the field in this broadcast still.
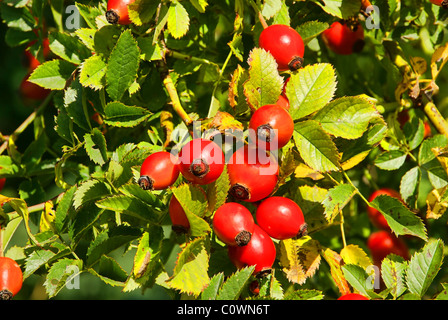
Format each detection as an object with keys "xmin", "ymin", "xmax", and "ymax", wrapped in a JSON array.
[
  {"xmin": 167, "ymin": 49, "xmax": 221, "ymax": 67},
  {"xmin": 207, "ymin": 50, "xmax": 233, "ymax": 118},
  {"xmin": 340, "ymin": 212, "xmax": 347, "ymax": 248},
  {"xmin": 156, "ymin": 60, "xmax": 193, "ymax": 128},
  {"xmin": 343, "ymin": 170, "xmax": 371, "ymax": 208}
]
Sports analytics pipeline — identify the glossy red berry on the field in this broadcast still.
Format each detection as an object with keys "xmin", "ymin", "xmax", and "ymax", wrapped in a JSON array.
[
  {"xmin": 0, "ymin": 257, "xmax": 23, "ymax": 300},
  {"xmin": 227, "ymin": 145, "xmax": 279, "ymax": 203},
  {"xmin": 228, "ymin": 225, "xmax": 276, "ymax": 275},
  {"xmin": 0, "ymin": 178, "xmax": 5, "ymax": 193},
  {"xmin": 168, "ymin": 194, "xmax": 190, "ymax": 234},
  {"xmin": 106, "ymin": 0, "xmax": 136, "ymax": 25},
  {"xmin": 249, "ymin": 104, "xmax": 294, "ymax": 150},
  {"xmin": 367, "ymin": 230, "xmax": 410, "ymax": 266},
  {"xmin": 322, "ymin": 21, "xmax": 365, "ymax": 55},
  {"xmin": 256, "ymin": 196, "xmax": 307, "ymax": 240},
  {"xmin": 178, "ymin": 138, "xmax": 225, "ymax": 185},
  {"xmin": 213, "ymin": 202, "xmax": 255, "ymax": 246},
  {"xmin": 138, "ymin": 151, "xmax": 180, "ymax": 190},
  {"xmin": 259, "ymin": 24, "xmax": 305, "ymax": 71},
  {"xmin": 367, "ymin": 188, "xmax": 402, "ymax": 231},
  {"xmin": 337, "ymin": 293, "xmax": 369, "ymax": 300}
]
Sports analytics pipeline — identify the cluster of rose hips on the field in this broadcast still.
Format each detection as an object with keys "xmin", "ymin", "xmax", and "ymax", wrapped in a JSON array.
[
  {"xmin": 136, "ymin": 23, "xmax": 312, "ymax": 275},
  {"xmin": 138, "ymin": 140, "xmax": 307, "ymax": 275},
  {"xmin": 0, "ymin": 257, "xmax": 23, "ymax": 300}
]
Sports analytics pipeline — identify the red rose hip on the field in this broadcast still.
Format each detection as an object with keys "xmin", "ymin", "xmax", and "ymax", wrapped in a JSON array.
[
  {"xmin": 106, "ymin": 0, "xmax": 136, "ymax": 25},
  {"xmin": 138, "ymin": 151, "xmax": 180, "ymax": 191},
  {"xmin": 168, "ymin": 194, "xmax": 190, "ymax": 234},
  {"xmin": 256, "ymin": 196, "xmax": 307, "ymax": 240},
  {"xmin": 259, "ymin": 24, "xmax": 305, "ymax": 71},
  {"xmin": 213, "ymin": 202, "xmax": 255, "ymax": 246},
  {"xmin": 249, "ymin": 104, "xmax": 294, "ymax": 150},
  {"xmin": 367, "ymin": 230, "xmax": 410, "ymax": 265},
  {"xmin": 228, "ymin": 225, "xmax": 276, "ymax": 275},
  {"xmin": 337, "ymin": 293, "xmax": 369, "ymax": 300},
  {"xmin": 178, "ymin": 138, "xmax": 225, "ymax": 185},
  {"xmin": 321, "ymin": 21, "xmax": 365, "ymax": 55},
  {"xmin": 227, "ymin": 145, "xmax": 279, "ymax": 203},
  {"xmin": 0, "ymin": 257, "xmax": 23, "ymax": 300}
]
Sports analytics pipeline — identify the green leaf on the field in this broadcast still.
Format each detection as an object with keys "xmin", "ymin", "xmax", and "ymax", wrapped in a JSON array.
[
  {"xmin": 106, "ymin": 29, "xmax": 140, "ymax": 101},
  {"xmin": 103, "ymin": 102, "xmax": 152, "ymax": 127},
  {"xmin": 403, "ymin": 117, "xmax": 425, "ymax": 151},
  {"xmin": 54, "ymin": 185, "xmax": 77, "ymax": 233},
  {"xmin": 228, "ymin": 33, "xmax": 244, "ymax": 62},
  {"xmin": 216, "ymin": 266, "xmax": 255, "ymax": 300},
  {"xmin": 128, "ymin": 0, "xmax": 159, "ymax": 26},
  {"xmin": 133, "ymin": 226, "xmax": 163, "ymax": 279},
  {"xmin": 418, "ymin": 134, "xmax": 448, "ymax": 166},
  {"xmin": 93, "ymin": 25, "xmax": 122, "ymax": 58},
  {"xmin": 406, "ymin": 239, "xmax": 444, "ymax": 298},
  {"xmin": 201, "ymin": 272, "xmax": 224, "ymax": 300},
  {"xmin": 286, "ymin": 63, "xmax": 337, "ymax": 120},
  {"xmin": 261, "ymin": 0, "xmax": 282, "ymax": 19},
  {"xmin": 341, "ymin": 264, "xmax": 372, "ymax": 297},
  {"xmin": 375, "ymin": 150, "xmax": 407, "ymax": 171},
  {"xmin": 207, "ymin": 166, "xmax": 230, "ymax": 215},
  {"xmin": 166, "ymin": 237, "xmax": 210, "ymax": 296},
  {"xmin": 75, "ymin": 28, "xmax": 96, "ymax": 51},
  {"xmin": 314, "ymin": 0, "xmax": 362, "ymax": 19},
  {"xmin": 313, "ymin": 96, "xmax": 380, "ymax": 140},
  {"xmin": 44, "ymin": 258, "xmax": 83, "ymax": 298},
  {"xmin": 137, "ymin": 36, "xmax": 163, "ymax": 61},
  {"xmin": 84, "ymin": 128, "xmax": 108, "ymax": 166},
  {"xmin": 435, "ymin": 283, "xmax": 448, "ymax": 300},
  {"xmin": 381, "ymin": 255, "xmax": 408, "ymax": 299},
  {"xmin": 400, "ymin": 166, "xmax": 421, "ymax": 206},
  {"xmin": 48, "ymin": 31, "xmax": 91, "ymax": 65},
  {"xmin": 69, "ymin": 202, "xmax": 104, "ymax": 244},
  {"xmin": 79, "ymin": 55, "xmax": 107, "ymax": 90},
  {"xmin": 322, "ymin": 184, "xmax": 356, "ymax": 222},
  {"xmin": 75, "ymin": 2, "xmax": 102, "ymax": 29},
  {"xmin": 293, "ymin": 120, "xmax": 341, "ymax": 173},
  {"xmin": 284, "ymin": 289, "xmax": 324, "ymax": 300},
  {"xmin": 96, "ymin": 194, "xmax": 164, "ymax": 223},
  {"xmin": 86, "ymin": 226, "xmax": 142, "ymax": 266},
  {"xmin": 90, "ymin": 256, "xmax": 128, "ymax": 286},
  {"xmin": 73, "ymin": 179, "xmax": 112, "ymax": 210},
  {"xmin": 171, "ymin": 184, "xmax": 211, "ymax": 237},
  {"xmin": 63, "ymin": 79, "xmax": 94, "ymax": 132},
  {"xmin": 167, "ymin": 1, "xmax": 190, "ymax": 39},
  {"xmin": 296, "ymin": 21, "xmax": 329, "ymax": 44},
  {"xmin": 370, "ymin": 195, "xmax": 427, "ymax": 240},
  {"xmin": 190, "ymin": 0, "xmax": 208, "ymax": 13},
  {"xmin": 418, "ymin": 135, "xmax": 448, "ymax": 189},
  {"xmin": 243, "ymin": 48, "xmax": 284, "ymax": 110},
  {"xmin": 29, "ymin": 59, "xmax": 77, "ymax": 90},
  {"xmin": 24, "ymin": 249, "xmax": 57, "ymax": 279},
  {"xmin": 0, "ymin": 3, "xmax": 35, "ymax": 31}
]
